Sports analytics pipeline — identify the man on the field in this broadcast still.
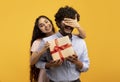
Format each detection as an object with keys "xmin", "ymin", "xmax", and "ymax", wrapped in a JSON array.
[{"xmin": 36, "ymin": 6, "xmax": 90, "ymax": 82}]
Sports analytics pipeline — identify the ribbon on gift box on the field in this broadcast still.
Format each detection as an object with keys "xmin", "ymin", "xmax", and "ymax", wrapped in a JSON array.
[{"xmin": 50, "ymin": 39, "xmax": 72, "ymax": 60}]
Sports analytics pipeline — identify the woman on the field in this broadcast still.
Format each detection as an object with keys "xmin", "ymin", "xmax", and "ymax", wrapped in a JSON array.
[{"xmin": 30, "ymin": 15, "xmax": 86, "ymax": 82}]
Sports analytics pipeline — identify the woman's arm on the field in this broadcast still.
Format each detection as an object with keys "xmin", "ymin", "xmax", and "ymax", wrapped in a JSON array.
[
  {"xmin": 30, "ymin": 41, "xmax": 49, "ymax": 65},
  {"xmin": 63, "ymin": 15, "xmax": 86, "ymax": 39},
  {"xmin": 75, "ymin": 26, "xmax": 86, "ymax": 39}
]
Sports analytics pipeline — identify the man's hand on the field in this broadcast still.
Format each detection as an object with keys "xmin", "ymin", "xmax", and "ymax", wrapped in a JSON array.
[
  {"xmin": 66, "ymin": 53, "xmax": 83, "ymax": 69},
  {"xmin": 45, "ymin": 59, "xmax": 63, "ymax": 68},
  {"xmin": 66, "ymin": 54, "xmax": 78, "ymax": 64}
]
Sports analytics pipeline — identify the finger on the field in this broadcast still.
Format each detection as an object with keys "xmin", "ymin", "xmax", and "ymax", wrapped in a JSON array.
[
  {"xmin": 63, "ymin": 21, "xmax": 74, "ymax": 25},
  {"xmin": 58, "ymin": 60, "xmax": 63, "ymax": 65},
  {"xmin": 68, "ymin": 56, "xmax": 77, "ymax": 62},
  {"xmin": 54, "ymin": 60, "xmax": 62, "ymax": 66},
  {"xmin": 63, "ymin": 20, "xmax": 73, "ymax": 23},
  {"xmin": 67, "ymin": 56, "xmax": 73, "ymax": 61},
  {"xmin": 47, "ymin": 42, "xmax": 50, "ymax": 45},
  {"xmin": 64, "ymin": 18, "xmax": 73, "ymax": 21},
  {"xmin": 54, "ymin": 60, "xmax": 60, "ymax": 64},
  {"xmin": 63, "ymin": 22, "xmax": 75, "ymax": 28},
  {"xmin": 67, "ymin": 57, "xmax": 72, "ymax": 61},
  {"xmin": 63, "ymin": 22, "xmax": 73, "ymax": 27},
  {"xmin": 70, "ymin": 55, "xmax": 77, "ymax": 60},
  {"xmin": 45, "ymin": 42, "xmax": 50, "ymax": 47},
  {"xmin": 75, "ymin": 14, "xmax": 77, "ymax": 20},
  {"xmin": 49, "ymin": 60, "xmax": 55, "ymax": 64},
  {"xmin": 73, "ymin": 54, "xmax": 78, "ymax": 58},
  {"xmin": 68, "ymin": 56, "xmax": 73, "ymax": 58},
  {"xmin": 64, "ymin": 22, "xmax": 73, "ymax": 26},
  {"xmin": 73, "ymin": 57, "xmax": 77, "ymax": 61}
]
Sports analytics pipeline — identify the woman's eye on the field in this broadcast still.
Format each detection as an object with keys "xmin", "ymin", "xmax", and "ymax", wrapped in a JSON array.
[{"xmin": 39, "ymin": 24, "xmax": 44, "ymax": 27}]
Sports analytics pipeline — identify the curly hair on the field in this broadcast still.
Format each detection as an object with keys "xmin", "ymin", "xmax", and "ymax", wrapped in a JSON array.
[
  {"xmin": 30, "ymin": 15, "xmax": 55, "ymax": 82},
  {"xmin": 55, "ymin": 6, "xmax": 80, "ymax": 28}
]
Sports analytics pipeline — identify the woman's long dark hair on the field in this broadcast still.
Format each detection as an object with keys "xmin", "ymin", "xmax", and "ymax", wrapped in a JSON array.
[{"xmin": 30, "ymin": 15, "xmax": 55, "ymax": 82}]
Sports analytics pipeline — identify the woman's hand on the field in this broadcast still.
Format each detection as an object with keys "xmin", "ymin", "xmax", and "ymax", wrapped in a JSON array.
[
  {"xmin": 62, "ymin": 14, "xmax": 80, "ymax": 28},
  {"xmin": 62, "ymin": 14, "xmax": 86, "ymax": 39},
  {"xmin": 43, "ymin": 42, "xmax": 50, "ymax": 50}
]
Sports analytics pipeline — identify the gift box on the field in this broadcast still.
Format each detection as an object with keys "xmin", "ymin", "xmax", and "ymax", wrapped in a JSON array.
[{"xmin": 48, "ymin": 36, "xmax": 75, "ymax": 61}]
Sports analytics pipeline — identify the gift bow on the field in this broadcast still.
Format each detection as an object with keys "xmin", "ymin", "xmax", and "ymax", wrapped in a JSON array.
[{"xmin": 51, "ymin": 43, "xmax": 72, "ymax": 54}]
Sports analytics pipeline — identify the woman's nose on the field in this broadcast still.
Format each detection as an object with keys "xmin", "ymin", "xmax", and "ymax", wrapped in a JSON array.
[{"xmin": 44, "ymin": 24, "xmax": 48, "ymax": 27}]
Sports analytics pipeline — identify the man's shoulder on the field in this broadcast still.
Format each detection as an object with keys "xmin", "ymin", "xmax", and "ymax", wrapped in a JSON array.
[
  {"xmin": 72, "ymin": 35, "xmax": 86, "ymax": 44},
  {"xmin": 73, "ymin": 35, "xmax": 84, "ymax": 41}
]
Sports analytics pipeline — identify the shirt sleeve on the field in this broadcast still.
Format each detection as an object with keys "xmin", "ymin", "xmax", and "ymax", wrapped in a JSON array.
[
  {"xmin": 79, "ymin": 41, "xmax": 90, "ymax": 72},
  {"xmin": 31, "ymin": 40, "xmax": 40, "ymax": 52},
  {"xmin": 35, "ymin": 39, "xmax": 47, "ymax": 69}
]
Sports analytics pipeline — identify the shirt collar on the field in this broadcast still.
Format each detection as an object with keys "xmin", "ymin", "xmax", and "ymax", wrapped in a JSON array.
[{"xmin": 56, "ymin": 31, "xmax": 73, "ymax": 41}]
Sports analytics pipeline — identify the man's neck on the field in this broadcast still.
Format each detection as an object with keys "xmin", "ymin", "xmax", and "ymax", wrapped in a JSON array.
[{"xmin": 59, "ymin": 30, "xmax": 72, "ymax": 39}]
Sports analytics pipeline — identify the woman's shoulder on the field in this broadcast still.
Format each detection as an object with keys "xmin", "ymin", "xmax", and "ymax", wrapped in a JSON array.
[
  {"xmin": 33, "ymin": 39, "xmax": 41, "ymax": 44},
  {"xmin": 31, "ymin": 39, "xmax": 41, "ymax": 52}
]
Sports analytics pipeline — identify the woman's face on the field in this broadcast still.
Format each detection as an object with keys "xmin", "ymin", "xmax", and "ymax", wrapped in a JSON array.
[{"xmin": 38, "ymin": 17, "xmax": 53, "ymax": 33}]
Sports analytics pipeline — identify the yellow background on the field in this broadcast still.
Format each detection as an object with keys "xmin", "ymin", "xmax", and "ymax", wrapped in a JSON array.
[{"xmin": 0, "ymin": 0, "xmax": 120, "ymax": 82}]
